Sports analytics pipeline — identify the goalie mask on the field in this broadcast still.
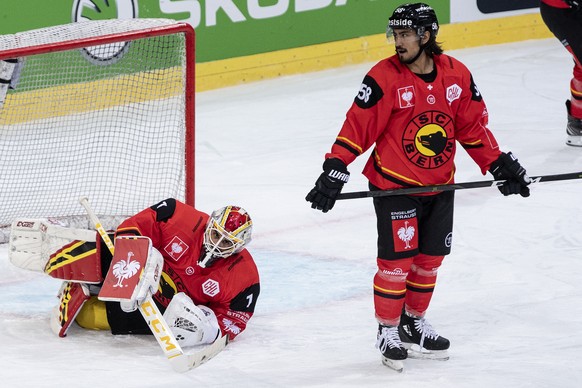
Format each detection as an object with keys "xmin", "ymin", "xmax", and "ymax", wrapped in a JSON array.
[{"xmin": 199, "ymin": 206, "xmax": 253, "ymax": 268}]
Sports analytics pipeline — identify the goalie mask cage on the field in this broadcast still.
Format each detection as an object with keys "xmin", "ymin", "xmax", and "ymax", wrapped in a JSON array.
[{"xmin": 0, "ymin": 19, "xmax": 195, "ymax": 242}]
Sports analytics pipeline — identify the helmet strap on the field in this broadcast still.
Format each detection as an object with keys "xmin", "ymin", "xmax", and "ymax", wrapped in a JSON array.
[{"xmin": 403, "ymin": 48, "xmax": 424, "ymax": 65}]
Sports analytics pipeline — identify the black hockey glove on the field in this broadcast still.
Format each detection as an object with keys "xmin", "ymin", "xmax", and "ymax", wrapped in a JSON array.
[
  {"xmin": 306, "ymin": 158, "xmax": 350, "ymax": 213},
  {"xmin": 489, "ymin": 152, "xmax": 531, "ymax": 197}
]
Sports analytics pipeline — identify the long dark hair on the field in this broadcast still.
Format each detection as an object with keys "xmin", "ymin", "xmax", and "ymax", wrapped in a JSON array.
[{"xmin": 424, "ymin": 38, "xmax": 443, "ymax": 56}]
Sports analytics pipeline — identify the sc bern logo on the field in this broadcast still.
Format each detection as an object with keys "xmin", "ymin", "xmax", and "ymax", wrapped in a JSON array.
[
  {"xmin": 72, "ymin": 0, "xmax": 138, "ymax": 65},
  {"xmin": 402, "ymin": 111, "xmax": 454, "ymax": 169}
]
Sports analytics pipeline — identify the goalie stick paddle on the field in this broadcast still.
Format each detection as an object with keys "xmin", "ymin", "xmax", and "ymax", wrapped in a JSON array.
[
  {"xmin": 337, "ymin": 171, "xmax": 582, "ymax": 200},
  {"xmin": 172, "ymin": 334, "xmax": 229, "ymax": 372},
  {"xmin": 78, "ymin": 197, "xmax": 227, "ymax": 372}
]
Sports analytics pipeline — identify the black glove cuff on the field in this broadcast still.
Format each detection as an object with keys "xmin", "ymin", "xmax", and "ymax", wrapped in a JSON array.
[
  {"xmin": 323, "ymin": 158, "xmax": 350, "ymax": 184},
  {"xmin": 489, "ymin": 152, "xmax": 510, "ymax": 178},
  {"xmin": 489, "ymin": 151, "xmax": 531, "ymax": 189},
  {"xmin": 490, "ymin": 151, "xmax": 525, "ymax": 180}
]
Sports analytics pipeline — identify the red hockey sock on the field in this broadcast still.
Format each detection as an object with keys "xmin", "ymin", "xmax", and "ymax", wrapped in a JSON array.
[
  {"xmin": 373, "ymin": 257, "xmax": 412, "ymax": 326},
  {"xmin": 570, "ymin": 78, "xmax": 582, "ymax": 118},
  {"xmin": 404, "ymin": 254, "xmax": 444, "ymax": 317}
]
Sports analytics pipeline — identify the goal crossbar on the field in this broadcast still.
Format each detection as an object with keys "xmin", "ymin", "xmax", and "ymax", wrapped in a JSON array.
[{"xmin": 0, "ymin": 19, "xmax": 196, "ymax": 242}]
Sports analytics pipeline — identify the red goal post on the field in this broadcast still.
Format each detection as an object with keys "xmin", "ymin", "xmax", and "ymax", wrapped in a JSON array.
[{"xmin": 0, "ymin": 19, "xmax": 195, "ymax": 242}]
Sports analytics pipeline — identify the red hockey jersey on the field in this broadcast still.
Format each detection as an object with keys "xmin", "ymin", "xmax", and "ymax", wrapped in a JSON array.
[
  {"xmin": 326, "ymin": 53, "xmax": 502, "ymax": 191},
  {"xmin": 116, "ymin": 199, "xmax": 260, "ymax": 341}
]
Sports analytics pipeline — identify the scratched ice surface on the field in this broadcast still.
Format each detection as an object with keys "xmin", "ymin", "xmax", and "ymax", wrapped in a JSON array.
[{"xmin": 2, "ymin": 38, "xmax": 581, "ymax": 387}]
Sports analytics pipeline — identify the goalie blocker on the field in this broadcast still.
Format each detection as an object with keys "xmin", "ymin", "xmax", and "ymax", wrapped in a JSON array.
[{"xmin": 98, "ymin": 236, "xmax": 163, "ymax": 314}]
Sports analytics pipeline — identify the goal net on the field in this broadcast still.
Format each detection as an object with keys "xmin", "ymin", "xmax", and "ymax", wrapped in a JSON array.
[{"xmin": 0, "ymin": 19, "xmax": 195, "ymax": 242}]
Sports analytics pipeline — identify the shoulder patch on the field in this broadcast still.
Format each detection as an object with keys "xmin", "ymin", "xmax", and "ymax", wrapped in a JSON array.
[
  {"xmin": 354, "ymin": 75, "xmax": 384, "ymax": 109},
  {"xmin": 469, "ymin": 74, "xmax": 483, "ymax": 102},
  {"xmin": 150, "ymin": 198, "xmax": 176, "ymax": 222},
  {"xmin": 229, "ymin": 283, "xmax": 260, "ymax": 313}
]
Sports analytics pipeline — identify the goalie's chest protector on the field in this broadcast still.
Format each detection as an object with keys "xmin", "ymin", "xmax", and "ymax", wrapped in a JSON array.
[
  {"xmin": 148, "ymin": 201, "xmax": 210, "ymax": 307},
  {"xmin": 122, "ymin": 199, "xmax": 256, "ymax": 309}
]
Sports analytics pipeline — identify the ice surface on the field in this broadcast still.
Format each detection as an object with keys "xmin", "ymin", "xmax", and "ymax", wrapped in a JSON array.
[{"xmin": 2, "ymin": 38, "xmax": 581, "ymax": 387}]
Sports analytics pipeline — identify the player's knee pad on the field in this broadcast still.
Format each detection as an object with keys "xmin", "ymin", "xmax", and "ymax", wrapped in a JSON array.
[
  {"xmin": 376, "ymin": 257, "xmax": 413, "ymax": 281},
  {"xmin": 411, "ymin": 253, "xmax": 444, "ymax": 275}
]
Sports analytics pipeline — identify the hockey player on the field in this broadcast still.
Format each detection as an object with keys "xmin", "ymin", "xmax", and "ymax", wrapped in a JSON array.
[
  {"xmin": 10, "ymin": 199, "xmax": 259, "ymax": 352},
  {"xmin": 306, "ymin": 3, "xmax": 531, "ymax": 372},
  {"xmin": 540, "ymin": 0, "xmax": 582, "ymax": 146}
]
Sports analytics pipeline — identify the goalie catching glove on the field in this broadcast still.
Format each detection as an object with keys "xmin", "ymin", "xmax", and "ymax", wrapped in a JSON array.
[
  {"xmin": 306, "ymin": 158, "xmax": 350, "ymax": 213},
  {"xmin": 163, "ymin": 292, "xmax": 221, "ymax": 348},
  {"xmin": 489, "ymin": 151, "xmax": 531, "ymax": 197}
]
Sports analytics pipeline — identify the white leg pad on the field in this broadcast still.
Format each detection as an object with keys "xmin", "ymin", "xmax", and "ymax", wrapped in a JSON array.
[{"xmin": 9, "ymin": 218, "xmax": 96, "ymax": 272}]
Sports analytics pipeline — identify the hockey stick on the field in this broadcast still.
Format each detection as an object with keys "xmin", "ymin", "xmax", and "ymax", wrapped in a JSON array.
[
  {"xmin": 79, "ymin": 197, "xmax": 227, "ymax": 372},
  {"xmin": 337, "ymin": 171, "xmax": 582, "ymax": 200}
]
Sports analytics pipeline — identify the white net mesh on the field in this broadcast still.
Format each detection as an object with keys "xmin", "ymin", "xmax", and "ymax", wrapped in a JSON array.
[{"xmin": 0, "ymin": 19, "xmax": 194, "ymax": 242}]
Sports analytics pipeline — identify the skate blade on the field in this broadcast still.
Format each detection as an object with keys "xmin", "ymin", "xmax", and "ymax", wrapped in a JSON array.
[
  {"xmin": 566, "ymin": 135, "xmax": 582, "ymax": 147},
  {"xmin": 405, "ymin": 344, "xmax": 449, "ymax": 361},
  {"xmin": 381, "ymin": 356, "xmax": 404, "ymax": 372}
]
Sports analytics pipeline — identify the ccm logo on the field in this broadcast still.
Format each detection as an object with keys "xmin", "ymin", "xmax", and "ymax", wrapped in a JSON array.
[{"xmin": 16, "ymin": 221, "xmax": 35, "ymax": 228}]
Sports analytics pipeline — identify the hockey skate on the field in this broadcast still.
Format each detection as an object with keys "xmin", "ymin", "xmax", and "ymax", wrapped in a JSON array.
[
  {"xmin": 398, "ymin": 311, "xmax": 450, "ymax": 361},
  {"xmin": 566, "ymin": 100, "xmax": 582, "ymax": 147},
  {"xmin": 376, "ymin": 324, "xmax": 408, "ymax": 372}
]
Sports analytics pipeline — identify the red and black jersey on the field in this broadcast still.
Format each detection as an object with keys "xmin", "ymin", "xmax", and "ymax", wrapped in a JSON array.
[
  {"xmin": 326, "ymin": 53, "xmax": 502, "ymax": 191},
  {"xmin": 115, "ymin": 198, "xmax": 260, "ymax": 341}
]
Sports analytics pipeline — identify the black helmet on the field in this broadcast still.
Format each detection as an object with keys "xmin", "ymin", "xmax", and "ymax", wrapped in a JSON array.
[{"xmin": 387, "ymin": 3, "xmax": 439, "ymax": 39}]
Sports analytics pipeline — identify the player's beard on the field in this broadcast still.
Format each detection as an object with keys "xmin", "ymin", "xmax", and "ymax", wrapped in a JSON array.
[{"xmin": 396, "ymin": 45, "xmax": 422, "ymax": 65}]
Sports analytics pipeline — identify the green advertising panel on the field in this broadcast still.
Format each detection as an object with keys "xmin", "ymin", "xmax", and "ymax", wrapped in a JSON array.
[
  {"xmin": 0, "ymin": 0, "xmax": 450, "ymax": 63},
  {"xmin": 0, "ymin": 2, "xmax": 70, "ymax": 32},
  {"xmin": 139, "ymin": 0, "xmax": 450, "ymax": 62}
]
